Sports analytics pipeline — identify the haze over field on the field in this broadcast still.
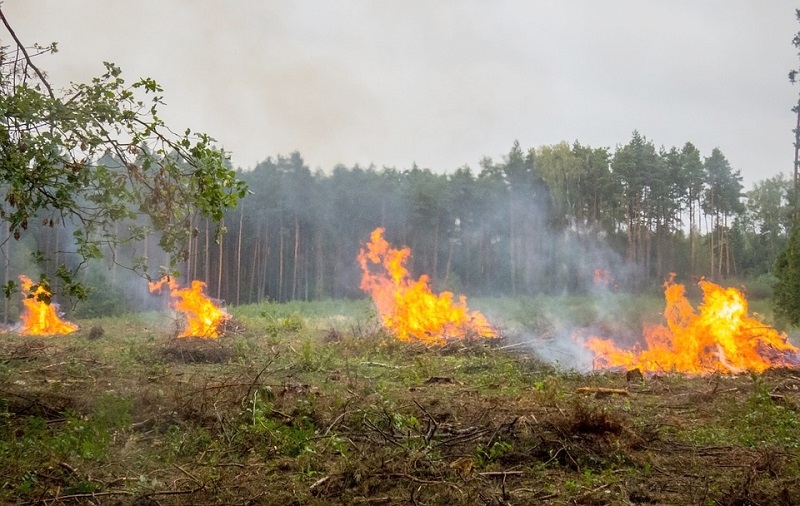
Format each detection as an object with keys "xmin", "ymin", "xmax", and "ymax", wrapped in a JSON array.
[{"xmin": 4, "ymin": 1, "xmax": 798, "ymax": 184}]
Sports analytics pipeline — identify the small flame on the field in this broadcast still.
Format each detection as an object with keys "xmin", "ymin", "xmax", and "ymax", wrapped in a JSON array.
[
  {"xmin": 357, "ymin": 227, "xmax": 496, "ymax": 345},
  {"xmin": 18, "ymin": 275, "xmax": 78, "ymax": 335},
  {"xmin": 593, "ymin": 269, "xmax": 614, "ymax": 288},
  {"xmin": 148, "ymin": 277, "xmax": 229, "ymax": 338},
  {"xmin": 581, "ymin": 274, "xmax": 799, "ymax": 374}
]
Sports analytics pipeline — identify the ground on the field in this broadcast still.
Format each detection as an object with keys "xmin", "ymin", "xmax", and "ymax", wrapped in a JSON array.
[{"xmin": 0, "ymin": 298, "xmax": 799, "ymax": 505}]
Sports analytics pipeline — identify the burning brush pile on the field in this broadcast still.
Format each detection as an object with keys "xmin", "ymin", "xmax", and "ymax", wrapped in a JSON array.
[
  {"xmin": 7, "ymin": 275, "xmax": 79, "ymax": 336},
  {"xmin": 148, "ymin": 276, "xmax": 238, "ymax": 363},
  {"xmin": 148, "ymin": 277, "xmax": 231, "ymax": 338},
  {"xmin": 358, "ymin": 228, "xmax": 497, "ymax": 346},
  {"xmin": 577, "ymin": 274, "xmax": 800, "ymax": 375}
]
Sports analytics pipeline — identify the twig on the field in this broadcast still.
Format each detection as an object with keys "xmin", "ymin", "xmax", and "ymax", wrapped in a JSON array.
[
  {"xmin": 496, "ymin": 340, "xmax": 547, "ymax": 350},
  {"xmin": 0, "ymin": 7, "xmax": 55, "ymax": 98},
  {"xmin": 172, "ymin": 463, "xmax": 203, "ymax": 487},
  {"xmin": 414, "ymin": 400, "xmax": 438, "ymax": 445},
  {"xmin": 575, "ymin": 482, "xmax": 610, "ymax": 501},
  {"xmin": 360, "ymin": 361, "xmax": 405, "ymax": 369},
  {"xmin": 244, "ymin": 358, "xmax": 275, "ymax": 404},
  {"xmin": 309, "ymin": 476, "xmax": 329, "ymax": 493},
  {"xmin": 21, "ymin": 490, "xmax": 133, "ymax": 504},
  {"xmin": 478, "ymin": 470, "xmax": 523, "ymax": 477},
  {"xmin": 324, "ymin": 411, "xmax": 348, "ymax": 437},
  {"xmin": 486, "ymin": 417, "xmax": 519, "ymax": 448}
]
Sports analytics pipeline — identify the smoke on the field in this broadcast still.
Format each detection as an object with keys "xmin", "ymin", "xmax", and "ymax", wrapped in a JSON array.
[{"xmin": 458, "ymin": 183, "xmax": 644, "ymax": 373}]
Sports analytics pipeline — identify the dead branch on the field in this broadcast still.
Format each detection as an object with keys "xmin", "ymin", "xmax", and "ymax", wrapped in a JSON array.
[
  {"xmin": 478, "ymin": 470, "xmax": 524, "ymax": 477},
  {"xmin": 414, "ymin": 400, "xmax": 438, "ymax": 445}
]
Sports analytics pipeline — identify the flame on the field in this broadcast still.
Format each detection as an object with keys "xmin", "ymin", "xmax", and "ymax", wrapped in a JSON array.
[
  {"xmin": 148, "ymin": 277, "xmax": 228, "ymax": 338},
  {"xmin": 593, "ymin": 269, "xmax": 614, "ymax": 288},
  {"xmin": 357, "ymin": 227, "xmax": 496, "ymax": 345},
  {"xmin": 18, "ymin": 275, "xmax": 78, "ymax": 335},
  {"xmin": 582, "ymin": 274, "xmax": 799, "ymax": 374}
]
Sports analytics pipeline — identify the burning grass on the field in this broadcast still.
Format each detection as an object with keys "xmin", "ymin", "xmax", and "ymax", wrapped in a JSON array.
[{"xmin": 0, "ymin": 297, "xmax": 800, "ymax": 504}]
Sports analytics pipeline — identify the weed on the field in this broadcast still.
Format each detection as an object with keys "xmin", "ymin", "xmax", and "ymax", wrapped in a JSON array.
[
  {"xmin": 162, "ymin": 424, "xmax": 213, "ymax": 462},
  {"xmin": 474, "ymin": 440, "xmax": 513, "ymax": 469},
  {"xmin": 92, "ymin": 393, "xmax": 133, "ymax": 430}
]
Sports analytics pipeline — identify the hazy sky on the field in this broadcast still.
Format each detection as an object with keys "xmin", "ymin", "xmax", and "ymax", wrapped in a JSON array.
[{"xmin": 3, "ymin": 1, "xmax": 799, "ymax": 186}]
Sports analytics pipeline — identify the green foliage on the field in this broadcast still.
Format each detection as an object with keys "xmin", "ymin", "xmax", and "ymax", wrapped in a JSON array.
[
  {"xmin": 237, "ymin": 390, "xmax": 318, "ymax": 457},
  {"xmin": 0, "ymin": 14, "xmax": 247, "ymax": 298},
  {"xmin": 92, "ymin": 394, "xmax": 133, "ymax": 431},
  {"xmin": 162, "ymin": 424, "xmax": 213, "ymax": 463},
  {"xmin": 773, "ymin": 221, "xmax": 800, "ymax": 326},
  {"xmin": 264, "ymin": 312, "xmax": 304, "ymax": 338},
  {"xmin": 474, "ymin": 440, "xmax": 513, "ymax": 469}
]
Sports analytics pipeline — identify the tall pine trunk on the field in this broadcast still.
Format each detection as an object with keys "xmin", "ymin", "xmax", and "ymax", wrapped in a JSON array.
[{"xmin": 236, "ymin": 211, "xmax": 243, "ymax": 305}]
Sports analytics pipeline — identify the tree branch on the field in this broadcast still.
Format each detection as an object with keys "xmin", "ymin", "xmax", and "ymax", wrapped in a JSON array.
[{"xmin": 0, "ymin": 6, "xmax": 54, "ymax": 99}]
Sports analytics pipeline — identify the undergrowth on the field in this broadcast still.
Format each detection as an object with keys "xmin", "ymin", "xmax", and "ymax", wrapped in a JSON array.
[{"xmin": 0, "ymin": 296, "xmax": 798, "ymax": 504}]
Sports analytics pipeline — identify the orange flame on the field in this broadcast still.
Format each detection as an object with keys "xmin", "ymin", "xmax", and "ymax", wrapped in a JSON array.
[
  {"xmin": 357, "ymin": 228, "xmax": 496, "ymax": 345},
  {"xmin": 582, "ymin": 274, "xmax": 799, "ymax": 374},
  {"xmin": 593, "ymin": 269, "xmax": 614, "ymax": 288},
  {"xmin": 148, "ymin": 277, "xmax": 228, "ymax": 338},
  {"xmin": 18, "ymin": 275, "xmax": 78, "ymax": 335}
]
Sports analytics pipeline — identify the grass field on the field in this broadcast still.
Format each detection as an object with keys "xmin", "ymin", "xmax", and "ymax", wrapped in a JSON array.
[{"xmin": 1, "ymin": 295, "xmax": 799, "ymax": 505}]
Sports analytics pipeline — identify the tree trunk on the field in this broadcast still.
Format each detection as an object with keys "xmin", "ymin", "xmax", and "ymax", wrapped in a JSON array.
[
  {"xmin": 509, "ymin": 191, "xmax": 516, "ymax": 295},
  {"xmin": 204, "ymin": 219, "xmax": 210, "ymax": 285},
  {"xmin": 292, "ymin": 214, "xmax": 299, "ymax": 301},
  {"xmin": 3, "ymin": 221, "xmax": 9, "ymax": 324},
  {"xmin": 249, "ymin": 222, "xmax": 259, "ymax": 303},
  {"xmin": 279, "ymin": 219, "xmax": 285, "ymax": 302},
  {"xmin": 236, "ymin": 211, "xmax": 243, "ymax": 306},
  {"xmin": 217, "ymin": 218, "xmax": 224, "ymax": 299},
  {"xmin": 315, "ymin": 228, "xmax": 325, "ymax": 299}
]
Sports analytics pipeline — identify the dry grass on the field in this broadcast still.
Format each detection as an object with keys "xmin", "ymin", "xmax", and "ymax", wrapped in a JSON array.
[{"xmin": 0, "ymin": 307, "xmax": 799, "ymax": 505}]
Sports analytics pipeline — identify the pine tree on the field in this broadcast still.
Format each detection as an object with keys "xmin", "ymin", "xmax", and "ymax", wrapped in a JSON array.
[
  {"xmin": 774, "ymin": 224, "xmax": 800, "ymax": 325},
  {"xmin": 773, "ymin": 9, "xmax": 800, "ymax": 325}
]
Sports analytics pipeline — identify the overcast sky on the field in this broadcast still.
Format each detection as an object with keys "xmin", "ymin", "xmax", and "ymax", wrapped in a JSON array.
[{"xmin": 3, "ymin": 1, "xmax": 799, "ymax": 186}]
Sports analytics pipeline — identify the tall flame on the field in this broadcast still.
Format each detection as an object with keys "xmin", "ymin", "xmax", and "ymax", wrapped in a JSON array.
[
  {"xmin": 148, "ymin": 277, "xmax": 229, "ymax": 338},
  {"xmin": 582, "ymin": 274, "xmax": 799, "ymax": 374},
  {"xmin": 18, "ymin": 275, "xmax": 78, "ymax": 335},
  {"xmin": 357, "ymin": 227, "xmax": 496, "ymax": 345}
]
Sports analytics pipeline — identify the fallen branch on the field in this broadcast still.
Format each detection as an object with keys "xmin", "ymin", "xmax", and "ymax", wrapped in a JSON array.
[
  {"xmin": 478, "ymin": 470, "xmax": 524, "ymax": 477},
  {"xmin": 310, "ymin": 475, "xmax": 330, "ymax": 493},
  {"xmin": 22, "ymin": 490, "xmax": 133, "ymax": 504}
]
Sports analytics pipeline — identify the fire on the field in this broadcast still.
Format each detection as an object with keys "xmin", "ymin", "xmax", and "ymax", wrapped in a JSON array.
[
  {"xmin": 148, "ymin": 277, "xmax": 228, "ymax": 338},
  {"xmin": 593, "ymin": 269, "xmax": 614, "ymax": 288},
  {"xmin": 582, "ymin": 274, "xmax": 799, "ymax": 374},
  {"xmin": 357, "ymin": 227, "xmax": 496, "ymax": 345},
  {"xmin": 18, "ymin": 275, "xmax": 78, "ymax": 335}
]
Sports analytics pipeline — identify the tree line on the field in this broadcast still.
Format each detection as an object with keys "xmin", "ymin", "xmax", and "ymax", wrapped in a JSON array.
[
  {"xmin": 179, "ymin": 132, "xmax": 790, "ymax": 304},
  {"xmin": 2, "ymin": 131, "xmax": 793, "ymax": 312}
]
